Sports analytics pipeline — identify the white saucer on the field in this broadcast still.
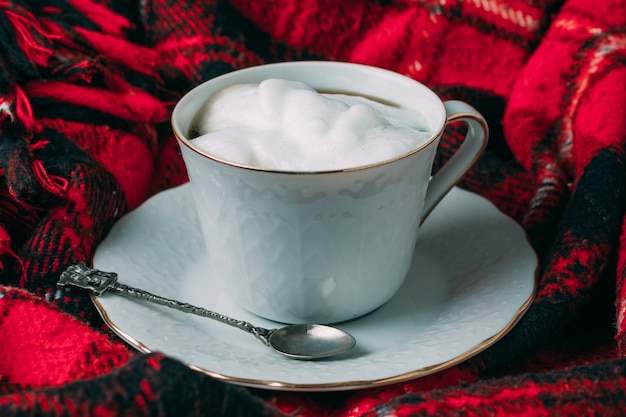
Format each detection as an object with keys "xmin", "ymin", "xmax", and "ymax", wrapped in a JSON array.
[{"xmin": 93, "ymin": 183, "xmax": 537, "ymax": 391}]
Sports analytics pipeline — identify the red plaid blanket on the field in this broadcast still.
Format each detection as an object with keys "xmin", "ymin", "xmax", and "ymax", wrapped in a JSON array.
[{"xmin": 1, "ymin": 0, "xmax": 626, "ymax": 415}]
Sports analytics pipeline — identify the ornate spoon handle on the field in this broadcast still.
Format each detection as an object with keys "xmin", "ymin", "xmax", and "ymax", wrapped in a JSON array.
[{"xmin": 58, "ymin": 263, "xmax": 275, "ymax": 345}]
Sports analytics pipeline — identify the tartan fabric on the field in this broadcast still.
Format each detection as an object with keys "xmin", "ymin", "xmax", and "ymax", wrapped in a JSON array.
[{"xmin": 0, "ymin": 0, "xmax": 625, "ymax": 415}]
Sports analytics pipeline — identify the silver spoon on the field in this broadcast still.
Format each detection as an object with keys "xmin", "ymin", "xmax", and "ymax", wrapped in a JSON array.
[{"xmin": 58, "ymin": 263, "xmax": 356, "ymax": 360}]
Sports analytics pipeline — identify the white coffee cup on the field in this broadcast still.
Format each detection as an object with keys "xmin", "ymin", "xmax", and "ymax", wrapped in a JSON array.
[{"xmin": 172, "ymin": 61, "xmax": 488, "ymax": 324}]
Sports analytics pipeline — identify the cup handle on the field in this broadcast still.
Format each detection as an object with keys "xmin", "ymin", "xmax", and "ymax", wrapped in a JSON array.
[{"xmin": 420, "ymin": 100, "xmax": 489, "ymax": 224}]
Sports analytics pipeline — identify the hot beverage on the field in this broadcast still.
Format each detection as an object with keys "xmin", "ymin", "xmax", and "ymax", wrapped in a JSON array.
[
  {"xmin": 172, "ymin": 62, "xmax": 488, "ymax": 324},
  {"xmin": 188, "ymin": 79, "xmax": 432, "ymax": 171}
]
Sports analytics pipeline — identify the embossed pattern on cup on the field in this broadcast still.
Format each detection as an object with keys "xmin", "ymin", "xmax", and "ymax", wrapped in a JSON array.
[{"xmin": 181, "ymin": 140, "xmax": 434, "ymax": 323}]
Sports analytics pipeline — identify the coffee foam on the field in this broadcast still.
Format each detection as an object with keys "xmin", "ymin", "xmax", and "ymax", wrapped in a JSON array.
[{"xmin": 191, "ymin": 79, "xmax": 431, "ymax": 171}]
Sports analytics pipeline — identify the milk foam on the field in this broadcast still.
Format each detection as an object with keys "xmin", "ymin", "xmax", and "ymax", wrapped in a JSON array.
[{"xmin": 191, "ymin": 79, "xmax": 431, "ymax": 171}]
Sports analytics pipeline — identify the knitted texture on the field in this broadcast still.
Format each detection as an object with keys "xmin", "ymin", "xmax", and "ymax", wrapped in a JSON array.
[{"xmin": 0, "ymin": 0, "xmax": 625, "ymax": 415}]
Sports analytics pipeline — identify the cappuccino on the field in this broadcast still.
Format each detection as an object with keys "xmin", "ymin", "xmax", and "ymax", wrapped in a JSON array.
[
  {"xmin": 172, "ymin": 62, "xmax": 488, "ymax": 323},
  {"xmin": 189, "ymin": 79, "xmax": 431, "ymax": 171}
]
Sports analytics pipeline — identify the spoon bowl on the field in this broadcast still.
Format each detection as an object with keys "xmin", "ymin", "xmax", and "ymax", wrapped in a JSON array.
[{"xmin": 269, "ymin": 324, "xmax": 356, "ymax": 359}]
